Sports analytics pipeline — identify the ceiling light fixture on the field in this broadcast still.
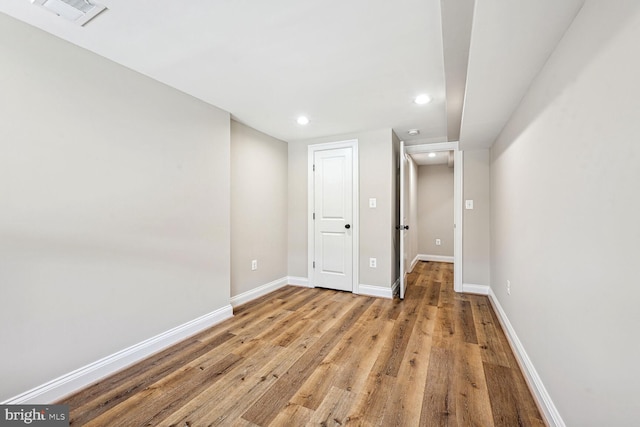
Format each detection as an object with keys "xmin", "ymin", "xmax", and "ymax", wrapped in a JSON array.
[
  {"xmin": 428, "ymin": 153, "xmax": 436, "ymax": 158},
  {"xmin": 296, "ymin": 116, "xmax": 310, "ymax": 125},
  {"xmin": 31, "ymin": 0, "xmax": 107, "ymax": 26},
  {"xmin": 414, "ymin": 94, "xmax": 431, "ymax": 105},
  {"xmin": 408, "ymin": 129, "xmax": 420, "ymax": 136}
]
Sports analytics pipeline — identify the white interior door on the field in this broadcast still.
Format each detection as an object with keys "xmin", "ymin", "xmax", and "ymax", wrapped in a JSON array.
[
  {"xmin": 399, "ymin": 140, "xmax": 409, "ymax": 299},
  {"xmin": 312, "ymin": 147, "xmax": 353, "ymax": 292}
]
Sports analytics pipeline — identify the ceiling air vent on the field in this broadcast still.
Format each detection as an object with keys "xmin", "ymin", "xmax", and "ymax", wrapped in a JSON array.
[{"xmin": 31, "ymin": 0, "xmax": 107, "ymax": 26}]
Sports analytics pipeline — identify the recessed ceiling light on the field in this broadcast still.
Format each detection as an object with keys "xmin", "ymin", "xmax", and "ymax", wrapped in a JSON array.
[
  {"xmin": 297, "ymin": 116, "xmax": 309, "ymax": 125},
  {"xmin": 414, "ymin": 94, "xmax": 431, "ymax": 105},
  {"xmin": 428, "ymin": 153, "xmax": 436, "ymax": 158},
  {"xmin": 408, "ymin": 129, "xmax": 420, "ymax": 136}
]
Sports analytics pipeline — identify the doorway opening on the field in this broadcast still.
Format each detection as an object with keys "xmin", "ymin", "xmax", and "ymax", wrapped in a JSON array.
[{"xmin": 398, "ymin": 142, "xmax": 462, "ymax": 298}]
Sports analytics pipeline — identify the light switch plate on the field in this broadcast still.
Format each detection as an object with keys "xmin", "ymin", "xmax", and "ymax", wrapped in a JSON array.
[
  {"xmin": 369, "ymin": 198, "xmax": 377, "ymax": 208},
  {"xmin": 465, "ymin": 200, "xmax": 474, "ymax": 210}
]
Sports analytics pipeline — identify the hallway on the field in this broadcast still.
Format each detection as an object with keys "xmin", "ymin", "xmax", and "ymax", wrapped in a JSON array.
[{"xmin": 61, "ymin": 262, "xmax": 542, "ymax": 426}]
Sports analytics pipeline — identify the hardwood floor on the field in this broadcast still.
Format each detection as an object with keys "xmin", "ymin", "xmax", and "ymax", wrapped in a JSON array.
[{"xmin": 59, "ymin": 262, "xmax": 544, "ymax": 426}]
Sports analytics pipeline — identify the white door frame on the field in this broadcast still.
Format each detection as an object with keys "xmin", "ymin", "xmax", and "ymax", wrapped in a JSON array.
[
  {"xmin": 405, "ymin": 142, "xmax": 463, "ymax": 293},
  {"xmin": 308, "ymin": 140, "xmax": 359, "ymax": 293}
]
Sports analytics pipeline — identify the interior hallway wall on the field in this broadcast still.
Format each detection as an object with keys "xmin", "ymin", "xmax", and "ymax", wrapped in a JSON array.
[
  {"xmin": 490, "ymin": 1, "xmax": 640, "ymax": 425},
  {"xmin": 231, "ymin": 121, "xmax": 288, "ymax": 299},
  {"xmin": 0, "ymin": 15, "xmax": 231, "ymax": 401},
  {"xmin": 417, "ymin": 164, "xmax": 454, "ymax": 257},
  {"xmin": 462, "ymin": 150, "xmax": 490, "ymax": 286}
]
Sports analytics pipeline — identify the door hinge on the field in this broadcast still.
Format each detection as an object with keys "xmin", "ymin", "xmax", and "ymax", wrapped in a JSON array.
[
  {"xmin": 313, "ymin": 164, "xmax": 315, "ymax": 172},
  {"xmin": 313, "ymin": 212, "xmax": 315, "ymax": 220},
  {"xmin": 313, "ymin": 261, "xmax": 315, "ymax": 268}
]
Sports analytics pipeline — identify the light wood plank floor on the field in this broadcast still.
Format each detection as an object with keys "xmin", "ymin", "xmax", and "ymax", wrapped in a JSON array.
[{"xmin": 60, "ymin": 261, "xmax": 544, "ymax": 426}]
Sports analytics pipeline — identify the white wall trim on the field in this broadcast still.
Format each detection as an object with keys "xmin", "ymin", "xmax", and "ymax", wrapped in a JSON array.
[
  {"xmin": 308, "ymin": 139, "xmax": 359, "ymax": 294},
  {"xmin": 2, "ymin": 305, "xmax": 233, "ymax": 405},
  {"xmin": 462, "ymin": 283, "xmax": 490, "ymax": 295},
  {"xmin": 392, "ymin": 278, "xmax": 400, "ymax": 297},
  {"xmin": 359, "ymin": 284, "xmax": 394, "ymax": 299},
  {"xmin": 288, "ymin": 276, "xmax": 311, "ymax": 287},
  {"xmin": 231, "ymin": 277, "xmax": 289, "ymax": 307},
  {"xmin": 454, "ymin": 149, "xmax": 463, "ymax": 293},
  {"xmin": 418, "ymin": 254, "xmax": 454, "ymax": 263},
  {"xmin": 410, "ymin": 254, "xmax": 420, "ymax": 273},
  {"xmin": 487, "ymin": 288, "xmax": 566, "ymax": 427}
]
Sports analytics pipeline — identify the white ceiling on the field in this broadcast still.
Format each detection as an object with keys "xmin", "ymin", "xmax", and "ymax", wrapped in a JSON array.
[
  {"xmin": 0, "ymin": 0, "xmax": 585, "ymax": 147},
  {"xmin": 459, "ymin": 0, "xmax": 585, "ymax": 150}
]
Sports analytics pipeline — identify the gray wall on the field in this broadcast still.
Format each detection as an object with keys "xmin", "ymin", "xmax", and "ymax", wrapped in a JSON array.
[
  {"xmin": 417, "ymin": 164, "xmax": 454, "ymax": 257},
  {"xmin": 230, "ymin": 121, "xmax": 288, "ymax": 298},
  {"xmin": 0, "ymin": 15, "xmax": 231, "ymax": 401},
  {"xmin": 490, "ymin": 1, "xmax": 640, "ymax": 425},
  {"xmin": 288, "ymin": 129, "xmax": 396, "ymax": 288},
  {"xmin": 462, "ymin": 150, "xmax": 490, "ymax": 286}
]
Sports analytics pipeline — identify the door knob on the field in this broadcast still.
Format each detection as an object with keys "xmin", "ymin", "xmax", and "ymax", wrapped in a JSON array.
[
  {"xmin": 404, "ymin": 225, "xmax": 409, "ymax": 230},
  {"xmin": 345, "ymin": 224, "xmax": 351, "ymax": 229}
]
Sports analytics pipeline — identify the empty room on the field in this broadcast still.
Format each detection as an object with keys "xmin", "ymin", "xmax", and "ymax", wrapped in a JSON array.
[{"xmin": 1, "ymin": 0, "xmax": 639, "ymax": 426}]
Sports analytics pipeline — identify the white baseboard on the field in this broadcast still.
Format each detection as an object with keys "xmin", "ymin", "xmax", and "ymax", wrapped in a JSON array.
[
  {"xmin": 410, "ymin": 255, "xmax": 420, "ymax": 273},
  {"xmin": 462, "ymin": 283, "xmax": 490, "ymax": 295},
  {"xmin": 487, "ymin": 288, "xmax": 565, "ymax": 427},
  {"xmin": 231, "ymin": 277, "xmax": 289, "ymax": 307},
  {"xmin": 287, "ymin": 276, "xmax": 311, "ymax": 287},
  {"xmin": 2, "ymin": 305, "xmax": 233, "ymax": 405},
  {"xmin": 392, "ymin": 278, "xmax": 400, "ymax": 297},
  {"xmin": 358, "ymin": 284, "xmax": 394, "ymax": 299},
  {"xmin": 418, "ymin": 254, "xmax": 454, "ymax": 263}
]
